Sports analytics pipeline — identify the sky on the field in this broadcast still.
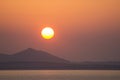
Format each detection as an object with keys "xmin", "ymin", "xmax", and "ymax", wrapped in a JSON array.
[{"xmin": 0, "ymin": 0, "xmax": 120, "ymax": 62}]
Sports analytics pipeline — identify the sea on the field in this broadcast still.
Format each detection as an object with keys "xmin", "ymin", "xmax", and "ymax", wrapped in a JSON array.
[{"xmin": 0, "ymin": 70, "xmax": 120, "ymax": 80}]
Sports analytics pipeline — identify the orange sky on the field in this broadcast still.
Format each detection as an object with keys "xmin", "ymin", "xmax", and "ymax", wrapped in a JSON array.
[{"xmin": 0, "ymin": 0, "xmax": 120, "ymax": 62}]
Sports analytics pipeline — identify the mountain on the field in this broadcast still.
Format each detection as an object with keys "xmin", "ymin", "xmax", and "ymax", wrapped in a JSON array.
[
  {"xmin": 0, "ymin": 48, "xmax": 69, "ymax": 63},
  {"xmin": 0, "ymin": 48, "xmax": 120, "ymax": 70},
  {"xmin": 0, "ymin": 48, "xmax": 71, "ymax": 70}
]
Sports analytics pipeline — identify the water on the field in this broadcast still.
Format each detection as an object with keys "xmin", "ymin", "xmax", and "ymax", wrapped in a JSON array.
[{"xmin": 0, "ymin": 70, "xmax": 120, "ymax": 80}]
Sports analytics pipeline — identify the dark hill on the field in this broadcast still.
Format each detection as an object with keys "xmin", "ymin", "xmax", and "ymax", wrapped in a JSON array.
[
  {"xmin": 0, "ymin": 48, "xmax": 120, "ymax": 70},
  {"xmin": 0, "ymin": 48, "xmax": 69, "ymax": 63}
]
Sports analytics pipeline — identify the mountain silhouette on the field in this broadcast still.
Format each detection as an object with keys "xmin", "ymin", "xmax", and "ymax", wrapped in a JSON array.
[
  {"xmin": 0, "ymin": 48, "xmax": 120, "ymax": 70},
  {"xmin": 0, "ymin": 48, "xmax": 69, "ymax": 63}
]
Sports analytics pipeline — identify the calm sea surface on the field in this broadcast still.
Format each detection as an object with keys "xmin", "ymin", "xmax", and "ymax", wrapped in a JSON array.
[{"xmin": 0, "ymin": 70, "xmax": 120, "ymax": 80}]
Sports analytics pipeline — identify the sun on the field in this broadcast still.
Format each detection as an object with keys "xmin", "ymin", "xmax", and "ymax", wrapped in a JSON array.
[{"xmin": 41, "ymin": 27, "xmax": 54, "ymax": 39}]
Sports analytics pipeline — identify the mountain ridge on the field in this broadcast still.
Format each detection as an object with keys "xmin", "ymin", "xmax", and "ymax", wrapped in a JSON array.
[
  {"xmin": 0, "ymin": 48, "xmax": 70, "ymax": 63},
  {"xmin": 0, "ymin": 48, "xmax": 120, "ymax": 70}
]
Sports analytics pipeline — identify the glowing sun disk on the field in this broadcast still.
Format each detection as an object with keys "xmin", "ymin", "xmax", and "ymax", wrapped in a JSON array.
[{"xmin": 41, "ymin": 27, "xmax": 54, "ymax": 39}]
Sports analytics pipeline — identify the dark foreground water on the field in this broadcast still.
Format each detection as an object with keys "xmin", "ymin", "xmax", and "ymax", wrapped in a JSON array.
[{"xmin": 0, "ymin": 70, "xmax": 120, "ymax": 80}]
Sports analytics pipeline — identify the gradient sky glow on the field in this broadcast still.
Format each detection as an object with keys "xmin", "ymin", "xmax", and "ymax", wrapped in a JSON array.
[{"xmin": 0, "ymin": 0, "xmax": 120, "ymax": 62}]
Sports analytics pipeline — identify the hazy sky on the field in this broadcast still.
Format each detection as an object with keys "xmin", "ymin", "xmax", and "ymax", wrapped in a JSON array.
[{"xmin": 0, "ymin": 0, "xmax": 120, "ymax": 62}]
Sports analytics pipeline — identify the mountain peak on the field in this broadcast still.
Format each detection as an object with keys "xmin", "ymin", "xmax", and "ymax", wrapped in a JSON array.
[
  {"xmin": 13, "ymin": 48, "xmax": 39, "ymax": 56},
  {"xmin": 26, "ymin": 48, "xmax": 37, "ymax": 51},
  {"xmin": 9, "ymin": 48, "xmax": 70, "ymax": 63},
  {"xmin": 21, "ymin": 48, "xmax": 39, "ymax": 54}
]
